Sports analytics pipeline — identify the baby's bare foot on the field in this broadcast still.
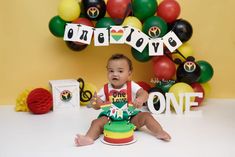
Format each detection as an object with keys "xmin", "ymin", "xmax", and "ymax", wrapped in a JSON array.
[
  {"xmin": 74, "ymin": 134, "xmax": 94, "ymax": 146},
  {"xmin": 155, "ymin": 130, "xmax": 171, "ymax": 142}
]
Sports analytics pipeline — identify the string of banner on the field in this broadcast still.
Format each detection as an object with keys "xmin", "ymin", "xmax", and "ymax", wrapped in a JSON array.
[{"xmin": 63, "ymin": 24, "xmax": 183, "ymax": 55}]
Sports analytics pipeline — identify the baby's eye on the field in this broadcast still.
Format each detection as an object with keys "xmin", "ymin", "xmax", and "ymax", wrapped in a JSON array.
[{"xmin": 119, "ymin": 70, "xmax": 123, "ymax": 73}]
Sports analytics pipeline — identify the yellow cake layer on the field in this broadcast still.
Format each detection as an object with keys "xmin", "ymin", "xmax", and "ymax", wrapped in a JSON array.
[{"xmin": 103, "ymin": 130, "xmax": 133, "ymax": 139}]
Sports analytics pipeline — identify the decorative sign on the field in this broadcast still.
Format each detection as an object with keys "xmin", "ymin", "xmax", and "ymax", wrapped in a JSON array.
[
  {"xmin": 60, "ymin": 90, "xmax": 72, "ymax": 102},
  {"xmin": 49, "ymin": 79, "xmax": 80, "ymax": 111},
  {"xmin": 64, "ymin": 24, "xmax": 182, "ymax": 55},
  {"xmin": 147, "ymin": 92, "xmax": 203, "ymax": 115}
]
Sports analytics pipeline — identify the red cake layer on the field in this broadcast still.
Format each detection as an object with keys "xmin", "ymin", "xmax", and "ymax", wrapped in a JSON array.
[{"xmin": 104, "ymin": 135, "xmax": 134, "ymax": 144}]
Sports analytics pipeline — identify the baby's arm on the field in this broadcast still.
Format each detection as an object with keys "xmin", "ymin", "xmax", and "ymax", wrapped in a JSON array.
[{"xmin": 133, "ymin": 88, "xmax": 149, "ymax": 108}]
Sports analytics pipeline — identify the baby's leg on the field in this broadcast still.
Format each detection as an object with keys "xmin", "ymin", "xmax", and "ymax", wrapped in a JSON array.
[
  {"xmin": 75, "ymin": 116, "xmax": 109, "ymax": 146},
  {"xmin": 75, "ymin": 134, "xmax": 93, "ymax": 146},
  {"xmin": 131, "ymin": 112, "xmax": 171, "ymax": 141}
]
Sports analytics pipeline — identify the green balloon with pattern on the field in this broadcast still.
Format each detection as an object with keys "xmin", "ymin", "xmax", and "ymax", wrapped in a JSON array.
[{"xmin": 142, "ymin": 16, "xmax": 168, "ymax": 38}]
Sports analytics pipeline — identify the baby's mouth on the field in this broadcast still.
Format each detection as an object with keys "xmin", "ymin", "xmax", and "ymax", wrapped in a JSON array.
[{"xmin": 112, "ymin": 78, "xmax": 119, "ymax": 81}]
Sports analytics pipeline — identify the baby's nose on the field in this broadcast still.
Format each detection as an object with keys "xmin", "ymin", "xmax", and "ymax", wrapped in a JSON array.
[{"xmin": 113, "ymin": 71, "xmax": 118, "ymax": 76}]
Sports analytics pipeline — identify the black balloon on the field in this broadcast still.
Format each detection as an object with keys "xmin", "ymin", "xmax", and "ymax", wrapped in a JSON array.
[
  {"xmin": 176, "ymin": 60, "xmax": 201, "ymax": 84},
  {"xmin": 83, "ymin": 0, "xmax": 106, "ymax": 21},
  {"xmin": 171, "ymin": 19, "xmax": 193, "ymax": 42},
  {"xmin": 148, "ymin": 87, "xmax": 164, "ymax": 111},
  {"xmin": 65, "ymin": 41, "xmax": 88, "ymax": 51}
]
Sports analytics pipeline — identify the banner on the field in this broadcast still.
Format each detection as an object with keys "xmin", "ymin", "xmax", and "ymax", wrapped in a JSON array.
[{"xmin": 64, "ymin": 24, "xmax": 182, "ymax": 55}]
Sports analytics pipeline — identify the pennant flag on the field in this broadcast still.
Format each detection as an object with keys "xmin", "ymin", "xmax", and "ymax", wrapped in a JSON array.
[
  {"xmin": 124, "ymin": 26, "xmax": 149, "ymax": 52},
  {"xmin": 163, "ymin": 31, "xmax": 182, "ymax": 52},
  {"xmin": 149, "ymin": 38, "xmax": 164, "ymax": 56},
  {"xmin": 76, "ymin": 25, "xmax": 94, "ymax": 45},
  {"xmin": 109, "ymin": 26, "xmax": 125, "ymax": 44},
  {"xmin": 93, "ymin": 28, "xmax": 109, "ymax": 46},
  {"xmin": 116, "ymin": 109, "xmax": 123, "ymax": 119},
  {"xmin": 64, "ymin": 24, "xmax": 79, "ymax": 41}
]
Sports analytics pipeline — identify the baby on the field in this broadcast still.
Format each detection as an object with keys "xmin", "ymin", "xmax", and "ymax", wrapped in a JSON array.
[{"xmin": 75, "ymin": 53, "xmax": 171, "ymax": 146}]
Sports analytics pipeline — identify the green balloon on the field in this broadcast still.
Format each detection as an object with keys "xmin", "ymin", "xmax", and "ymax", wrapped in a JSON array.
[
  {"xmin": 79, "ymin": 12, "xmax": 87, "ymax": 18},
  {"xmin": 132, "ymin": 0, "xmax": 157, "ymax": 21},
  {"xmin": 143, "ymin": 16, "xmax": 168, "ymax": 38},
  {"xmin": 197, "ymin": 60, "xmax": 214, "ymax": 83},
  {"xmin": 131, "ymin": 46, "xmax": 152, "ymax": 62},
  {"xmin": 49, "ymin": 15, "xmax": 67, "ymax": 37},
  {"xmin": 156, "ymin": 80, "xmax": 175, "ymax": 93},
  {"xmin": 95, "ymin": 17, "xmax": 115, "ymax": 28}
]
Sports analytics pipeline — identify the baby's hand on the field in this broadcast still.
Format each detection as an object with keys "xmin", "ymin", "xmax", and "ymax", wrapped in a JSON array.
[
  {"xmin": 133, "ymin": 98, "xmax": 144, "ymax": 109},
  {"xmin": 90, "ymin": 92, "xmax": 103, "ymax": 110}
]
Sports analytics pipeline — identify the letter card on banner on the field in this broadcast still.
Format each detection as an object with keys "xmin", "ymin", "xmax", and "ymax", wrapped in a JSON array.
[
  {"xmin": 124, "ymin": 26, "xmax": 149, "ymax": 52},
  {"xmin": 64, "ymin": 24, "xmax": 79, "ymax": 41},
  {"xmin": 109, "ymin": 26, "xmax": 125, "ymax": 44},
  {"xmin": 76, "ymin": 24, "xmax": 94, "ymax": 44},
  {"xmin": 148, "ymin": 38, "xmax": 164, "ymax": 56},
  {"xmin": 93, "ymin": 28, "xmax": 109, "ymax": 46},
  {"xmin": 163, "ymin": 31, "xmax": 182, "ymax": 52}
]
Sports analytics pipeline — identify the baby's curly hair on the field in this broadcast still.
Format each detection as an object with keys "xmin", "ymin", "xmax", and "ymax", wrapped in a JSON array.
[{"xmin": 107, "ymin": 53, "xmax": 133, "ymax": 71}]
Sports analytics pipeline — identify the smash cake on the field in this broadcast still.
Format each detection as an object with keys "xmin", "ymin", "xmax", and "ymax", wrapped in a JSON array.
[
  {"xmin": 103, "ymin": 120, "xmax": 136, "ymax": 144},
  {"xmin": 100, "ymin": 102, "xmax": 138, "ymax": 145}
]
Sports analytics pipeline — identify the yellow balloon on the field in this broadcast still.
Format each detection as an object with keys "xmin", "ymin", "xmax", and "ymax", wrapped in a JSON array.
[
  {"xmin": 122, "ymin": 16, "xmax": 142, "ymax": 30},
  {"xmin": 201, "ymin": 82, "xmax": 211, "ymax": 98},
  {"xmin": 169, "ymin": 82, "xmax": 195, "ymax": 111},
  {"xmin": 80, "ymin": 82, "xmax": 97, "ymax": 106},
  {"xmin": 58, "ymin": 0, "xmax": 81, "ymax": 21},
  {"xmin": 173, "ymin": 42, "xmax": 194, "ymax": 61},
  {"xmin": 157, "ymin": 0, "xmax": 163, "ymax": 4}
]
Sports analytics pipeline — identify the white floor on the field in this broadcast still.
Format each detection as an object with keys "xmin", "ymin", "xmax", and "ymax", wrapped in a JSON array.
[{"xmin": 0, "ymin": 99, "xmax": 235, "ymax": 157}]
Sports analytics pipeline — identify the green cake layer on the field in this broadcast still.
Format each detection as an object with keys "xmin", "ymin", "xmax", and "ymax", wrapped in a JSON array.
[{"xmin": 104, "ymin": 120, "xmax": 135, "ymax": 132}]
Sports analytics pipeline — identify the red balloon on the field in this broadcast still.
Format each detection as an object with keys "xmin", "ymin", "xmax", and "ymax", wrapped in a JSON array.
[
  {"xmin": 72, "ymin": 17, "xmax": 94, "ymax": 45},
  {"xmin": 152, "ymin": 56, "xmax": 160, "ymax": 63},
  {"xmin": 157, "ymin": 0, "xmax": 181, "ymax": 23},
  {"xmin": 152, "ymin": 49, "xmax": 172, "ymax": 63},
  {"xmin": 190, "ymin": 83, "xmax": 205, "ymax": 106},
  {"xmin": 137, "ymin": 81, "xmax": 152, "ymax": 92},
  {"xmin": 153, "ymin": 55, "xmax": 176, "ymax": 80},
  {"xmin": 107, "ymin": 0, "xmax": 131, "ymax": 19},
  {"xmin": 72, "ymin": 17, "xmax": 94, "ymax": 27}
]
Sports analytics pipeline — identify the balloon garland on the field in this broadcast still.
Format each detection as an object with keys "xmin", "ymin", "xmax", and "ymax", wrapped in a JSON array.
[{"xmin": 49, "ymin": 0, "xmax": 214, "ymax": 107}]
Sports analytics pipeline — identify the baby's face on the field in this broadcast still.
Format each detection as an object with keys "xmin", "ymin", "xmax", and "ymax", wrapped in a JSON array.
[{"xmin": 107, "ymin": 59, "xmax": 131, "ymax": 88}]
